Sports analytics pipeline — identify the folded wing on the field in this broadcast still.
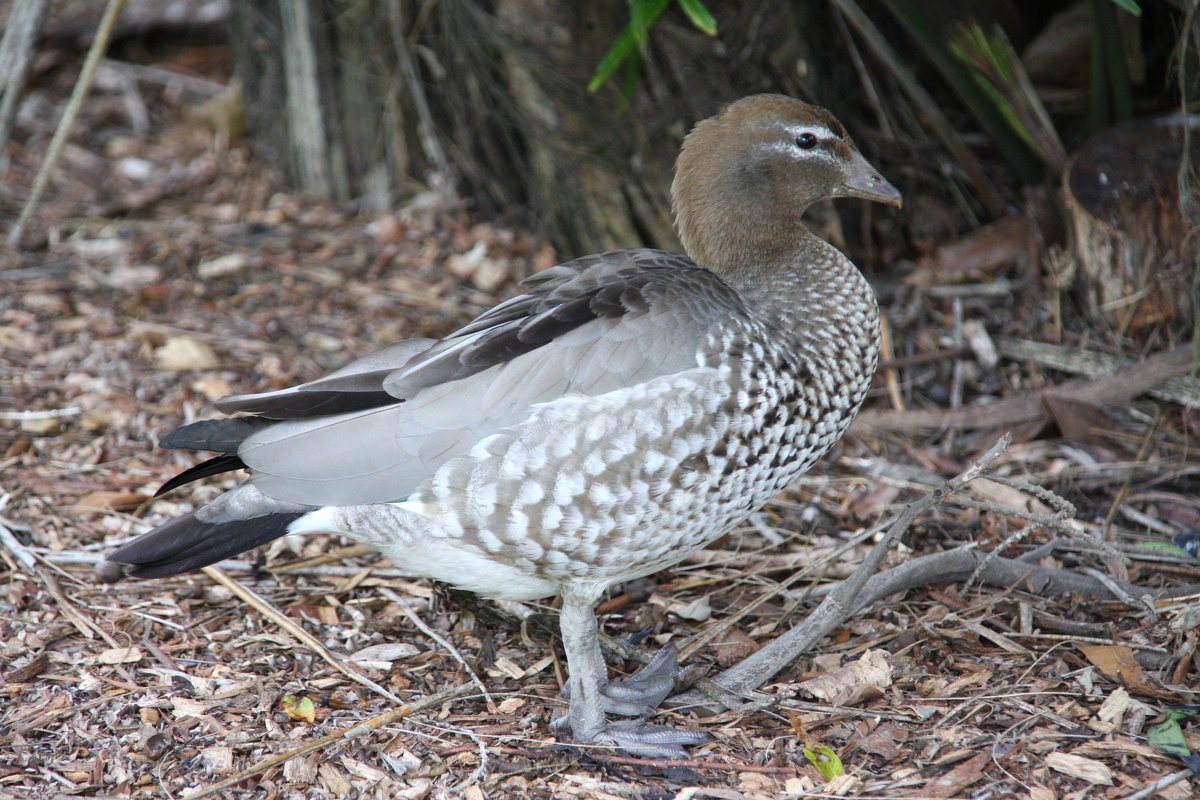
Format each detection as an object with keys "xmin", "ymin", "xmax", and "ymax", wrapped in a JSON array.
[{"xmin": 166, "ymin": 249, "xmax": 745, "ymax": 507}]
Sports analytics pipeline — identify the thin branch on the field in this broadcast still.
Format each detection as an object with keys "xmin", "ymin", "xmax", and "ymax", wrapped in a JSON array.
[
  {"xmin": 706, "ymin": 434, "xmax": 1011, "ymax": 696},
  {"xmin": 202, "ymin": 565, "xmax": 404, "ymax": 705},
  {"xmin": 183, "ymin": 682, "xmax": 474, "ymax": 800},
  {"xmin": 0, "ymin": 0, "xmax": 50, "ymax": 153},
  {"xmin": 8, "ymin": 0, "xmax": 127, "ymax": 245}
]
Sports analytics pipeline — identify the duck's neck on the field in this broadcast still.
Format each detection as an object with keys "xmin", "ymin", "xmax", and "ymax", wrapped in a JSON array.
[{"xmin": 724, "ymin": 235, "xmax": 880, "ymax": 372}]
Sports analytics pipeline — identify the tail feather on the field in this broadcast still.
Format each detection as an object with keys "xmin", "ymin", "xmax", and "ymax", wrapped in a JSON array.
[
  {"xmin": 155, "ymin": 454, "xmax": 247, "ymax": 496},
  {"xmin": 106, "ymin": 510, "xmax": 303, "ymax": 578}
]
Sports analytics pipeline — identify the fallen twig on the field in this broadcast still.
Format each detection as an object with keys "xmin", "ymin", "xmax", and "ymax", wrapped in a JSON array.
[
  {"xmin": 8, "ymin": 0, "xmax": 127, "ymax": 245},
  {"xmin": 184, "ymin": 682, "xmax": 474, "ymax": 800},
  {"xmin": 997, "ymin": 337, "xmax": 1200, "ymax": 410},
  {"xmin": 855, "ymin": 346, "xmax": 1196, "ymax": 434},
  {"xmin": 201, "ymin": 565, "xmax": 404, "ymax": 705},
  {"xmin": 699, "ymin": 434, "xmax": 1012, "ymax": 697},
  {"xmin": 1122, "ymin": 768, "xmax": 1193, "ymax": 800}
]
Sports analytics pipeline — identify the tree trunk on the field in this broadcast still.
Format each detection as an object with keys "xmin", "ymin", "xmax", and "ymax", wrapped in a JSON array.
[
  {"xmin": 226, "ymin": 0, "xmax": 865, "ymax": 253},
  {"xmin": 1062, "ymin": 115, "xmax": 1200, "ymax": 339}
]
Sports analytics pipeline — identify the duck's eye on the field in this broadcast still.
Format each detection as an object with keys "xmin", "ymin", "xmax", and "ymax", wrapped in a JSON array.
[{"xmin": 795, "ymin": 132, "xmax": 818, "ymax": 150}]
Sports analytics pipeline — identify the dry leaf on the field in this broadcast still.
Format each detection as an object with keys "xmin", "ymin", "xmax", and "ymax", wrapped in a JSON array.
[
  {"xmin": 96, "ymin": 646, "xmax": 143, "ymax": 664},
  {"xmin": 711, "ymin": 628, "xmax": 760, "ymax": 667},
  {"xmin": 155, "ymin": 336, "xmax": 218, "ymax": 370},
  {"xmin": 200, "ymin": 745, "xmax": 232, "ymax": 773},
  {"xmin": 319, "ymin": 764, "xmax": 352, "ymax": 795},
  {"xmin": 5, "ymin": 652, "xmax": 50, "ymax": 683},
  {"xmin": 797, "ymin": 649, "xmax": 892, "ymax": 706},
  {"xmin": 944, "ymin": 667, "xmax": 993, "ymax": 695},
  {"xmin": 785, "ymin": 776, "xmax": 817, "ymax": 794},
  {"xmin": 349, "ymin": 642, "xmax": 419, "ymax": 669},
  {"xmin": 1077, "ymin": 644, "xmax": 1163, "ymax": 696},
  {"xmin": 191, "ymin": 376, "xmax": 232, "ymax": 400},
  {"xmin": 197, "ymin": 252, "xmax": 249, "ymax": 278},
  {"xmin": 906, "ymin": 215, "xmax": 1040, "ymax": 287},
  {"xmin": 856, "ymin": 721, "xmax": 909, "ymax": 759},
  {"xmin": 283, "ymin": 755, "xmax": 319, "ymax": 783},
  {"xmin": 666, "ymin": 595, "xmax": 711, "ymax": 621},
  {"xmin": 969, "ymin": 478, "xmax": 1052, "ymax": 516},
  {"xmin": 171, "ymin": 697, "xmax": 210, "ymax": 718},
  {"xmin": 927, "ymin": 751, "xmax": 988, "ymax": 798},
  {"xmin": 1097, "ymin": 687, "xmax": 1134, "ymax": 725},
  {"xmin": 75, "ymin": 490, "xmax": 148, "ymax": 511},
  {"xmin": 851, "ymin": 483, "xmax": 900, "ymax": 521},
  {"xmin": 340, "ymin": 756, "xmax": 388, "ymax": 783},
  {"xmin": 1045, "ymin": 751, "xmax": 1113, "ymax": 785},
  {"xmin": 497, "ymin": 697, "xmax": 526, "ymax": 714}
]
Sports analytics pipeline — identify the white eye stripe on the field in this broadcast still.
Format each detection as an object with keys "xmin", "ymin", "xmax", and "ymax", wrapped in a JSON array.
[
  {"xmin": 754, "ymin": 141, "xmax": 838, "ymax": 162},
  {"xmin": 783, "ymin": 123, "xmax": 837, "ymax": 142}
]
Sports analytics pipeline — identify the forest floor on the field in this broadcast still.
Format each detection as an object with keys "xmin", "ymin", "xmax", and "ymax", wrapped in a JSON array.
[{"xmin": 2, "ymin": 20, "xmax": 1199, "ymax": 800}]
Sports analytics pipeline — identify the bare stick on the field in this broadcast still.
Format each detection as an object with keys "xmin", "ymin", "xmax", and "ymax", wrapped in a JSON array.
[
  {"xmin": 183, "ymin": 682, "xmax": 474, "ymax": 800},
  {"xmin": 8, "ymin": 0, "xmax": 127, "ymax": 245},
  {"xmin": 202, "ymin": 565, "xmax": 404, "ymax": 705},
  {"xmin": 707, "ymin": 434, "xmax": 1011, "ymax": 695},
  {"xmin": 388, "ymin": 592, "xmax": 493, "ymax": 706},
  {"xmin": 1122, "ymin": 768, "xmax": 1193, "ymax": 800},
  {"xmin": 0, "ymin": 0, "xmax": 50, "ymax": 153},
  {"xmin": 0, "ymin": 490, "xmax": 35, "ymax": 570}
]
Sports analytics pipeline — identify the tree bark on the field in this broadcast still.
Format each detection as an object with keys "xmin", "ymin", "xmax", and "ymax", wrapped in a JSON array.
[
  {"xmin": 226, "ymin": 1, "xmax": 867, "ymax": 253},
  {"xmin": 1062, "ymin": 115, "xmax": 1200, "ymax": 338}
]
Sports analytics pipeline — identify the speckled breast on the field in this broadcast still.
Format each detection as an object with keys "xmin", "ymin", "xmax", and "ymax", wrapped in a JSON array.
[{"xmin": 417, "ymin": 264, "xmax": 880, "ymax": 590}]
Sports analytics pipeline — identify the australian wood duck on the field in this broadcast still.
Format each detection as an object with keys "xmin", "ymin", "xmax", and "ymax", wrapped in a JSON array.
[{"xmin": 105, "ymin": 94, "xmax": 901, "ymax": 756}]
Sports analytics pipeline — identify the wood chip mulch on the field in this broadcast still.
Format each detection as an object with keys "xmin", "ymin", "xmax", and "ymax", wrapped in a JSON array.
[{"xmin": 2, "ymin": 32, "xmax": 1199, "ymax": 800}]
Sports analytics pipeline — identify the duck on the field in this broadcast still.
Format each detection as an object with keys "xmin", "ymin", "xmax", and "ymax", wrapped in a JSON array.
[{"xmin": 104, "ymin": 94, "xmax": 901, "ymax": 757}]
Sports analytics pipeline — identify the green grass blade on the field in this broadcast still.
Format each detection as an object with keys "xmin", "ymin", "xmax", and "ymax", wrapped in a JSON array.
[
  {"xmin": 882, "ymin": 0, "xmax": 1041, "ymax": 183},
  {"xmin": 630, "ymin": 0, "xmax": 649, "ymax": 46},
  {"xmin": 677, "ymin": 0, "xmax": 718, "ymax": 36},
  {"xmin": 588, "ymin": 0, "xmax": 671, "ymax": 93},
  {"xmin": 1108, "ymin": 0, "xmax": 1142, "ymax": 15}
]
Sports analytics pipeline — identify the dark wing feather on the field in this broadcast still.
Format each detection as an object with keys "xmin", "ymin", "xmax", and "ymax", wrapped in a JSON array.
[
  {"xmin": 161, "ymin": 418, "xmax": 273, "ymax": 453},
  {"xmin": 381, "ymin": 250, "xmax": 714, "ymax": 398}
]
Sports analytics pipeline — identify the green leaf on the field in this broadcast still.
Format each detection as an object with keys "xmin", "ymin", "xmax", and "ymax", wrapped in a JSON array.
[
  {"xmin": 630, "ymin": 0, "xmax": 649, "ymax": 45},
  {"xmin": 677, "ymin": 0, "xmax": 718, "ymax": 36},
  {"xmin": 1108, "ymin": 0, "xmax": 1142, "ymax": 15},
  {"xmin": 1148, "ymin": 711, "xmax": 1193, "ymax": 758},
  {"xmin": 803, "ymin": 745, "xmax": 845, "ymax": 780},
  {"xmin": 281, "ymin": 694, "xmax": 316, "ymax": 723},
  {"xmin": 620, "ymin": 49, "xmax": 643, "ymax": 103},
  {"xmin": 588, "ymin": 0, "xmax": 671, "ymax": 93}
]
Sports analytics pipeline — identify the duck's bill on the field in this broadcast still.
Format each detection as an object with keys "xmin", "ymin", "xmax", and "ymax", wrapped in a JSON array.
[{"xmin": 835, "ymin": 151, "xmax": 903, "ymax": 207}]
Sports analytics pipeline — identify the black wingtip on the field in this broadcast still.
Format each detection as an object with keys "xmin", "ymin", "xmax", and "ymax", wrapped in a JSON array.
[
  {"xmin": 154, "ymin": 454, "xmax": 247, "ymax": 496},
  {"xmin": 109, "ymin": 510, "xmax": 304, "ymax": 578}
]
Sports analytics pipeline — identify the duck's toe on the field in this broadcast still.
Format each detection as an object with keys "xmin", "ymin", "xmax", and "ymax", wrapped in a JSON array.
[
  {"xmin": 558, "ymin": 643, "xmax": 700, "ymax": 717},
  {"xmin": 597, "ymin": 719, "xmax": 711, "ymax": 759}
]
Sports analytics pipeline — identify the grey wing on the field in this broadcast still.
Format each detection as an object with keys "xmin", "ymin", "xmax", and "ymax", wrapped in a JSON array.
[{"xmin": 236, "ymin": 249, "xmax": 746, "ymax": 506}]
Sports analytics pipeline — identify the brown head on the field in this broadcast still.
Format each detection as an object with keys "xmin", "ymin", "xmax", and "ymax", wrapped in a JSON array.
[{"xmin": 672, "ymin": 94, "xmax": 900, "ymax": 276}]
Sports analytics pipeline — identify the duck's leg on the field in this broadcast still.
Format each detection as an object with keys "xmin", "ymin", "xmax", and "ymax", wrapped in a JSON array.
[{"xmin": 556, "ymin": 590, "xmax": 709, "ymax": 758}]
